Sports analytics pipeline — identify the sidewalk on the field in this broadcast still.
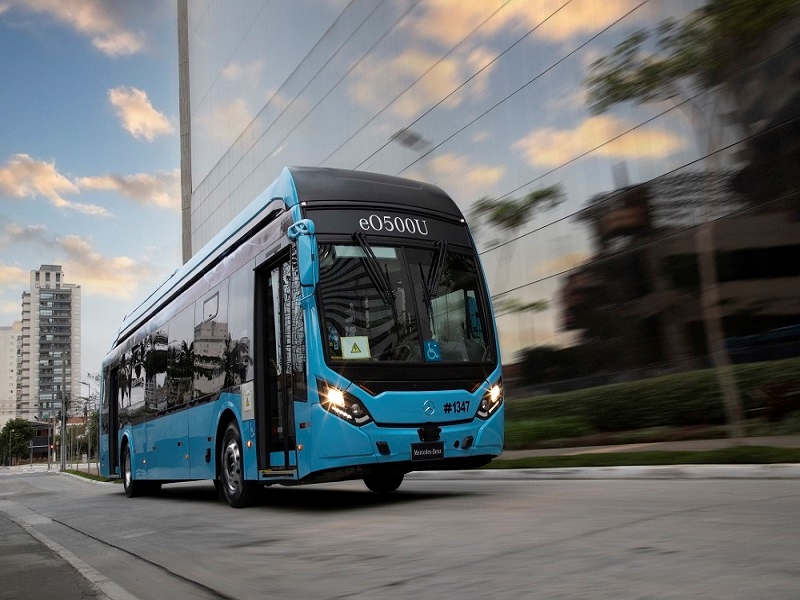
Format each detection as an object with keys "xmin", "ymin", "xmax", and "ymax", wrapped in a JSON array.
[
  {"xmin": 499, "ymin": 434, "xmax": 800, "ymax": 460},
  {"xmin": 0, "ymin": 511, "xmax": 105, "ymax": 599}
]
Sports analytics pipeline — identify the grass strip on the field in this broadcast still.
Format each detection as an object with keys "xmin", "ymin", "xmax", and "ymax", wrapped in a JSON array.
[{"xmin": 63, "ymin": 469, "xmax": 115, "ymax": 483}]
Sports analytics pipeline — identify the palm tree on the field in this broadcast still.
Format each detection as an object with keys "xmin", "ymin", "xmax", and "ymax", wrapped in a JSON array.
[{"xmin": 470, "ymin": 185, "xmax": 565, "ymax": 293}]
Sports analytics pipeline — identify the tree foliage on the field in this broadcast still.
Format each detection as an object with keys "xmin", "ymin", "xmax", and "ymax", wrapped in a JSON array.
[
  {"xmin": 470, "ymin": 184, "xmax": 565, "ymax": 236},
  {"xmin": 1, "ymin": 418, "xmax": 35, "ymax": 465},
  {"xmin": 86, "ymin": 409, "xmax": 99, "ymax": 458},
  {"xmin": 585, "ymin": 0, "xmax": 800, "ymax": 114},
  {"xmin": 493, "ymin": 297, "xmax": 548, "ymax": 317},
  {"xmin": 469, "ymin": 184, "xmax": 565, "ymax": 312}
]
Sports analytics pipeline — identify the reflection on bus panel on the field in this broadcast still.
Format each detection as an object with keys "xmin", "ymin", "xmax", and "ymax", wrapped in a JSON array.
[{"xmin": 99, "ymin": 167, "xmax": 503, "ymax": 507}]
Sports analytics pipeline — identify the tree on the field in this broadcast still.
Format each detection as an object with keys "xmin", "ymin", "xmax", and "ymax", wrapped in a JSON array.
[
  {"xmin": 585, "ymin": 0, "xmax": 799, "ymax": 120},
  {"xmin": 470, "ymin": 186, "xmax": 565, "ymax": 353},
  {"xmin": 470, "ymin": 184, "xmax": 565, "ymax": 292},
  {"xmin": 86, "ymin": 409, "xmax": 99, "ymax": 459},
  {"xmin": 583, "ymin": 0, "xmax": 800, "ymax": 437},
  {"xmin": 1, "ymin": 419, "xmax": 35, "ymax": 466}
]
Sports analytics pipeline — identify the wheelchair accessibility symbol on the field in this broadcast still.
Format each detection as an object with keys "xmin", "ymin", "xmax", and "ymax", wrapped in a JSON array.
[{"xmin": 423, "ymin": 339, "xmax": 441, "ymax": 362}]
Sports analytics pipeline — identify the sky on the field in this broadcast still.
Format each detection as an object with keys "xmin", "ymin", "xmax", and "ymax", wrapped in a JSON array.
[
  {"xmin": 0, "ymin": 0, "xmax": 704, "ymax": 372},
  {"xmin": 0, "ymin": 0, "xmax": 182, "ymax": 376}
]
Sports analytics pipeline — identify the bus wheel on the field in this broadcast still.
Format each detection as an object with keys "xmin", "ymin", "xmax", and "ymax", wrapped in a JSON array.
[
  {"xmin": 220, "ymin": 422, "xmax": 255, "ymax": 508},
  {"xmin": 122, "ymin": 445, "xmax": 144, "ymax": 498},
  {"xmin": 364, "ymin": 472, "xmax": 404, "ymax": 493}
]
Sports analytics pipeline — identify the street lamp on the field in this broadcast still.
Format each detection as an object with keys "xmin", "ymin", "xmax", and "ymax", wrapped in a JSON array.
[{"xmin": 81, "ymin": 380, "xmax": 93, "ymax": 410}]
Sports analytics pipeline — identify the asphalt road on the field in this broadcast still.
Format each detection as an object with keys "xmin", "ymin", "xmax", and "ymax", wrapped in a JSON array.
[{"xmin": 2, "ymin": 466, "xmax": 800, "ymax": 599}]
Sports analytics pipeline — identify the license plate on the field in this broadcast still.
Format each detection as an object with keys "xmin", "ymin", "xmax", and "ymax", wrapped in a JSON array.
[{"xmin": 411, "ymin": 442, "xmax": 444, "ymax": 461}]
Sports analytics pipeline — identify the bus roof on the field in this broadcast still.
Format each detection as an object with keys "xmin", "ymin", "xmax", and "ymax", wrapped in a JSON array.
[
  {"xmin": 289, "ymin": 166, "xmax": 462, "ymax": 219},
  {"xmin": 109, "ymin": 167, "xmax": 462, "ymax": 352}
]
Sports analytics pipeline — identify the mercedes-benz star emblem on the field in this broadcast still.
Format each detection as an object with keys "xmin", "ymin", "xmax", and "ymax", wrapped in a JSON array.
[{"xmin": 423, "ymin": 400, "xmax": 435, "ymax": 416}]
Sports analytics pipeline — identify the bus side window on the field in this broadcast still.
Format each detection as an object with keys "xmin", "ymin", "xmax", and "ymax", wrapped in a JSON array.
[
  {"xmin": 118, "ymin": 355, "xmax": 131, "ymax": 424},
  {"xmin": 193, "ymin": 280, "xmax": 230, "ymax": 400},
  {"xmin": 228, "ymin": 264, "xmax": 255, "ymax": 385},
  {"xmin": 168, "ymin": 305, "xmax": 194, "ymax": 407}
]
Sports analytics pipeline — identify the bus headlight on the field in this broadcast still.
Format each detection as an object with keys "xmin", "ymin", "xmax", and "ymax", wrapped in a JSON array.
[
  {"xmin": 476, "ymin": 382, "xmax": 503, "ymax": 419},
  {"xmin": 318, "ymin": 381, "xmax": 373, "ymax": 426}
]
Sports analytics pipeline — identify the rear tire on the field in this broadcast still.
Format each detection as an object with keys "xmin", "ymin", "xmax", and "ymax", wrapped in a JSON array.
[
  {"xmin": 122, "ymin": 445, "xmax": 146, "ymax": 498},
  {"xmin": 220, "ymin": 422, "xmax": 255, "ymax": 508},
  {"xmin": 364, "ymin": 472, "xmax": 404, "ymax": 493}
]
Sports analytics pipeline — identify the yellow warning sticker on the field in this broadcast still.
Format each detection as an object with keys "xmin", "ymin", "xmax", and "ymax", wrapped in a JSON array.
[{"xmin": 341, "ymin": 336, "xmax": 371, "ymax": 359}]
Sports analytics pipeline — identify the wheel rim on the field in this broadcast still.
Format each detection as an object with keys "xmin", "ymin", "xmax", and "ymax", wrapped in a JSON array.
[
  {"xmin": 223, "ymin": 438, "xmax": 242, "ymax": 495},
  {"xmin": 123, "ymin": 450, "xmax": 132, "ymax": 490}
]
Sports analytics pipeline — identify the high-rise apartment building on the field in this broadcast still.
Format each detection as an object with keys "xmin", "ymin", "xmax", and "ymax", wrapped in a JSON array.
[
  {"xmin": 17, "ymin": 265, "xmax": 81, "ymax": 421},
  {"xmin": 0, "ymin": 321, "xmax": 21, "ymax": 429}
]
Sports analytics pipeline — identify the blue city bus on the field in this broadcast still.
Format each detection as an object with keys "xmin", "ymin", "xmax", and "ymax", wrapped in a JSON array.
[{"xmin": 99, "ymin": 167, "xmax": 503, "ymax": 507}]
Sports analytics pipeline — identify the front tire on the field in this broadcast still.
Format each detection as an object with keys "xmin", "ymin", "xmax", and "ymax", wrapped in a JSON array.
[
  {"xmin": 220, "ymin": 422, "xmax": 255, "ymax": 508},
  {"xmin": 364, "ymin": 472, "xmax": 404, "ymax": 493}
]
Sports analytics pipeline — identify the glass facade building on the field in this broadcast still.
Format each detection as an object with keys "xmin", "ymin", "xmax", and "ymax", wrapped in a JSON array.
[{"xmin": 179, "ymin": 1, "xmax": 800, "ymax": 390}]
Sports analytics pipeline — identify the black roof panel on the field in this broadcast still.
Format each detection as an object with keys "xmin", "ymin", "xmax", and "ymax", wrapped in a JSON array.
[{"xmin": 288, "ymin": 167, "xmax": 463, "ymax": 220}]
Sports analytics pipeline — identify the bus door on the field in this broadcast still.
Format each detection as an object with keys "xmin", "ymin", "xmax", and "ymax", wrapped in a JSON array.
[
  {"xmin": 103, "ymin": 367, "xmax": 120, "ymax": 476},
  {"xmin": 255, "ymin": 252, "xmax": 304, "ymax": 472}
]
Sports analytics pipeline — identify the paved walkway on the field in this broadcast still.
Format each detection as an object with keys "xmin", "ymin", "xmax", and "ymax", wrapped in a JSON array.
[
  {"xmin": 499, "ymin": 434, "xmax": 800, "ymax": 460},
  {"xmin": 0, "ymin": 511, "xmax": 104, "ymax": 599}
]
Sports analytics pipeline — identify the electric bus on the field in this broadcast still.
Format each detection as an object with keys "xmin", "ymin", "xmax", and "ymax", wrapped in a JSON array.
[{"xmin": 99, "ymin": 167, "xmax": 503, "ymax": 507}]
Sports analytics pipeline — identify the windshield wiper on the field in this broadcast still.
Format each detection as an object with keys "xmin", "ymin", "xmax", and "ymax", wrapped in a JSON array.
[
  {"xmin": 426, "ymin": 240, "xmax": 448, "ymax": 299},
  {"xmin": 353, "ymin": 232, "xmax": 395, "ymax": 308}
]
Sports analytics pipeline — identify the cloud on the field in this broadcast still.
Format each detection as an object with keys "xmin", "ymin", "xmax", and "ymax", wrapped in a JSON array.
[
  {"xmin": 0, "ymin": 222, "xmax": 49, "ymax": 248},
  {"xmin": 471, "ymin": 130, "xmax": 490, "ymax": 144},
  {"xmin": 55, "ymin": 235, "xmax": 152, "ymax": 300},
  {"xmin": 0, "ymin": 263, "xmax": 29, "ymax": 287},
  {"xmin": 77, "ymin": 168, "xmax": 180, "ymax": 212},
  {"xmin": 345, "ymin": 0, "xmax": 642, "ymax": 122},
  {"xmin": 0, "ymin": 153, "xmax": 77, "ymax": 202},
  {"xmin": 222, "ymin": 60, "xmax": 265, "ymax": 86},
  {"xmin": 532, "ymin": 251, "xmax": 590, "ymax": 277},
  {"xmin": 0, "ymin": 154, "xmax": 180, "ymax": 215},
  {"xmin": 0, "ymin": 224, "xmax": 153, "ymax": 301},
  {"xmin": 410, "ymin": 0, "xmax": 641, "ymax": 45},
  {"xmin": 217, "ymin": 98, "xmax": 254, "ymax": 145},
  {"xmin": 0, "ymin": 299, "xmax": 22, "ymax": 317},
  {"xmin": 108, "ymin": 86, "xmax": 174, "ymax": 141},
  {"xmin": 513, "ymin": 115, "xmax": 684, "ymax": 168},
  {"xmin": 0, "ymin": 154, "xmax": 110, "ymax": 216},
  {"xmin": 429, "ymin": 152, "xmax": 505, "ymax": 187},
  {"xmin": 1, "ymin": 0, "xmax": 146, "ymax": 56},
  {"xmin": 349, "ymin": 46, "xmax": 495, "ymax": 119}
]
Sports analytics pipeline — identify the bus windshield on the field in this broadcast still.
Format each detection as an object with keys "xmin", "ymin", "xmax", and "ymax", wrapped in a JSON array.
[{"xmin": 317, "ymin": 241, "xmax": 493, "ymax": 363}]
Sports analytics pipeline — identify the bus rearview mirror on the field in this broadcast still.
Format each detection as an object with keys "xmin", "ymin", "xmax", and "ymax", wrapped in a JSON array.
[{"xmin": 287, "ymin": 219, "xmax": 319, "ymax": 288}]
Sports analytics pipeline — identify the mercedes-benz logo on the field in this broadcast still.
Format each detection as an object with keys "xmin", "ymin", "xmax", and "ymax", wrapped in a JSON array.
[{"xmin": 423, "ymin": 400, "xmax": 435, "ymax": 416}]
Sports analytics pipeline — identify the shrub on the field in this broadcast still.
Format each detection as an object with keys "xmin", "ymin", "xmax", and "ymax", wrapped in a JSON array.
[
  {"xmin": 505, "ymin": 358, "xmax": 800, "ymax": 433},
  {"xmin": 504, "ymin": 417, "xmax": 596, "ymax": 449}
]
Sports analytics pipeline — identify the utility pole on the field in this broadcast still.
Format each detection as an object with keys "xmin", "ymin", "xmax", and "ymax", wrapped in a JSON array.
[
  {"xmin": 81, "ymin": 381, "xmax": 92, "ymax": 474},
  {"xmin": 60, "ymin": 350, "xmax": 67, "ymax": 471}
]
